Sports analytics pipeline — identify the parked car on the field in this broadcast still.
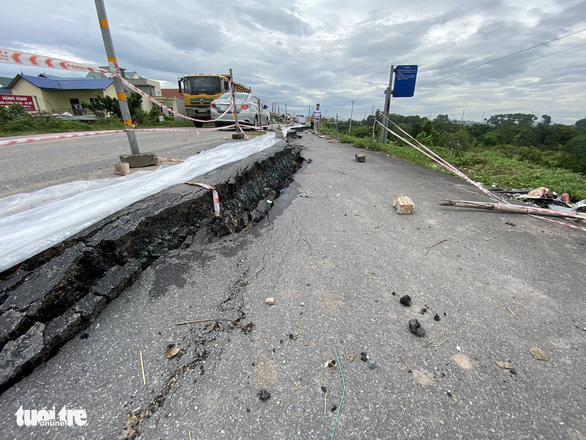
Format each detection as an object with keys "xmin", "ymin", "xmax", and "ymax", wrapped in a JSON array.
[{"xmin": 210, "ymin": 92, "xmax": 270, "ymax": 128}]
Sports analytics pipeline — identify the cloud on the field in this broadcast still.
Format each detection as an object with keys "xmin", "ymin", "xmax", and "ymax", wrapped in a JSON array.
[{"xmin": 0, "ymin": 0, "xmax": 585, "ymax": 124}]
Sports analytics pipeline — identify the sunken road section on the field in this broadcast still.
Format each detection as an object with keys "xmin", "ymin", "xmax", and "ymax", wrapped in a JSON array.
[{"xmin": 0, "ymin": 137, "xmax": 304, "ymax": 394}]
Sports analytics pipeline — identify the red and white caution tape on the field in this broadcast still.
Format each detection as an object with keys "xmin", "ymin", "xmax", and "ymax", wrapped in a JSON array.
[
  {"xmin": 158, "ymin": 157, "xmax": 184, "ymax": 163},
  {"xmin": 0, "ymin": 129, "xmax": 124, "ymax": 147},
  {"xmin": 0, "ymin": 47, "xmax": 234, "ymax": 127},
  {"xmin": 377, "ymin": 113, "xmax": 586, "ymax": 232},
  {"xmin": 184, "ymin": 182, "xmax": 221, "ymax": 216},
  {"xmin": 0, "ymin": 48, "xmax": 110, "ymax": 75}
]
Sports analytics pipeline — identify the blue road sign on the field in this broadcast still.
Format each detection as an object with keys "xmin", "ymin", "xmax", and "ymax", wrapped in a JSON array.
[{"xmin": 393, "ymin": 65, "xmax": 418, "ymax": 97}]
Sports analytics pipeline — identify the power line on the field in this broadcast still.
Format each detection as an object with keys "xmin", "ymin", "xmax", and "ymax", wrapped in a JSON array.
[
  {"xmin": 421, "ymin": 27, "xmax": 586, "ymax": 86},
  {"xmin": 465, "ymin": 42, "xmax": 586, "ymax": 81}
]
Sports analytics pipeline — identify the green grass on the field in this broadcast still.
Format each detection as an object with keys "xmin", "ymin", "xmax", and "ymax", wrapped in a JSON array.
[{"xmin": 334, "ymin": 132, "xmax": 586, "ymax": 201}]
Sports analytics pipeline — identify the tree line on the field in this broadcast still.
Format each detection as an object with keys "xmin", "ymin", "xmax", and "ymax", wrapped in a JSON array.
[{"xmin": 346, "ymin": 113, "xmax": 586, "ymax": 175}]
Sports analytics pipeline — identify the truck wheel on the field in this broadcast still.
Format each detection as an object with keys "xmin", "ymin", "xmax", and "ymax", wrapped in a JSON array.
[{"xmin": 193, "ymin": 121, "xmax": 203, "ymax": 127}]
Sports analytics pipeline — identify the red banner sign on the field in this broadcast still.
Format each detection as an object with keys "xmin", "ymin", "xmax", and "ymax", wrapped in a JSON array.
[{"xmin": 0, "ymin": 94, "xmax": 36, "ymax": 111}]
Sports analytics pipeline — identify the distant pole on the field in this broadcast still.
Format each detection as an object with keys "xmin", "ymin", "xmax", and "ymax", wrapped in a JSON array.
[
  {"xmin": 380, "ymin": 65, "xmax": 394, "ymax": 144},
  {"xmin": 349, "ymin": 100, "xmax": 356, "ymax": 134},
  {"xmin": 335, "ymin": 113, "xmax": 338, "ymax": 138},
  {"xmin": 94, "ymin": 0, "xmax": 140, "ymax": 155}
]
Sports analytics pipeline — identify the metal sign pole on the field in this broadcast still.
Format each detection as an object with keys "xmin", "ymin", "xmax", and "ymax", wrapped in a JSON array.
[
  {"xmin": 380, "ymin": 65, "xmax": 394, "ymax": 144},
  {"xmin": 94, "ymin": 0, "xmax": 140, "ymax": 155}
]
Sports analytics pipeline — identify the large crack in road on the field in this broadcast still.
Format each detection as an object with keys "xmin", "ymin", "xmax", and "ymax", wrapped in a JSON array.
[{"xmin": 0, "ymin": 137, "xmax": 305, "ymax": 395}]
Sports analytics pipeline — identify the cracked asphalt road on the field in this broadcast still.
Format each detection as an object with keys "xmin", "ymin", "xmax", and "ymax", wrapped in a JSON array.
[{"xmin": 0, "ymin": 131, "xmax": 584, "ymax": 439}]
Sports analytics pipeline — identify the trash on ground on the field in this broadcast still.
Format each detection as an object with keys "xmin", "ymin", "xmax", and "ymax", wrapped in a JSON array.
[
  {"xmin": 347, "ymin": 352, "xmax": 356, "ymax": 362},
  {"xmin": 265, "ymin": 297, "xmax": 275, "ymax": 305},
  {"xmin": 529, "ymin": 347, "xmax": 549, "ymax": 361},
  {"xmin": 367, "ymin": 360, "xmax": 377, "ymax": 369},
  {"xmin": 360, "ymin": 352, "xmax": 368, "ymax": 361},
  {"xmin": 393, "ymin": 196, "xmax": 414, "ymax": 215},
  {"xmin": 447, "ymin": 391, "xmax": 458, "ymax": 403},
  {"xmin": 355, "ymin": 154, "xmax": 366, "ymax": 162},
  {"xmin": 409, "ymin": 318, "xmax": 426, "ymax": 337}
]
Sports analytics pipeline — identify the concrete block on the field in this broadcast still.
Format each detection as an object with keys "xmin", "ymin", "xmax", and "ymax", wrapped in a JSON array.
[
  {"xmin": 119, "ymin": 153, "xmax": 158, "ymax": 168},
  {"xmin": 393, "ymin": 196, "xmax": 414, "ymax": 215}
]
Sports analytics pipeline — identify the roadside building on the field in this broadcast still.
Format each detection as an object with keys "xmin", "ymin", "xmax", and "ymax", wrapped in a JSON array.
[
  {"xmin": 7, "ymin": 74, "xmax": 116, "ymax": 115},
  {"xmin": 160, "ymin": 89, "xmax": 186, "ymax": 119}
]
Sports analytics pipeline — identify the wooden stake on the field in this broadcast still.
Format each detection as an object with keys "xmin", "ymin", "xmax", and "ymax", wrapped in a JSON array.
[{"xmin": 439, "ymin": 199, "xmax": 586, "ymax": 220}]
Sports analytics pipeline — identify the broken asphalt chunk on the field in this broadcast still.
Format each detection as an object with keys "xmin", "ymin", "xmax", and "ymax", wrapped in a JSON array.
[
  {"xmin": 400, "ymin": 295, "xmax": 411, "ymax": 306},
  {"xmin": 258, "ymin": 389, "xmax": 271, "ymax": 401},
  {"xmin": 409, "ymin": 319, "xmax": 426, "ymax": 337}
]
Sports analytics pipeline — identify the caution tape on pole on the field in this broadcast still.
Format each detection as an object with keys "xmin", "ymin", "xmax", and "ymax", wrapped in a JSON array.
[{"xmin": 184, "ymin": 182, "xmax": 221, "ymax": 217}]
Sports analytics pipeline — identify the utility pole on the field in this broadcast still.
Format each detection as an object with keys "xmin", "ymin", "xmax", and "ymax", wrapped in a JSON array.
[
  {"xmin": 94, "ymin": 0, "xmax": 140, "ymax": 155},
  {"xmin": 349, "ymin": 99, "xmax": 356, "ymax": 134},
  {"xmin": 380, "ymin": 65, "xmax": 394, "ymax": 144}
]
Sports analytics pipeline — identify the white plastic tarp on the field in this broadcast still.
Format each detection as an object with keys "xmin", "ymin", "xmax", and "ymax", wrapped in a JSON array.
[{"xmin": 0, "ymin": 132, "xmax": 283, "ymax": 272}]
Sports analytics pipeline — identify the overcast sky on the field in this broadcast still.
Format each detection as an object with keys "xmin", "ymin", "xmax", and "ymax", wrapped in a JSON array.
[{"xmin": 1, "ymin": 0, "xmax": 585, "ymax": 124}]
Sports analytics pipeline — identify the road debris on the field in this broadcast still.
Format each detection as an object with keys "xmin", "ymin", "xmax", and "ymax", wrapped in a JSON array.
[
  {"xmin": 424, "ymin": 322, "xmax": 448, "ymax": 347},
  {"xmin": 400, "ymin": 355, "xmax": 423, "ymax": 389},
  {"xmin": 496, "ymin": 361, "xmax": 514, "ymax": 370},
  {"xmin": 139, "ymin": 350, "xmax": 146, "ymax": 385},
  {"xmin": 258, "ymin": 389, "xmax": 271, "ymax": 400},
  {"xmin": 529, "ymin": 347, "xmax": 549, "ymax": 361},
  {"xmin": 355, "ymin": 154, "xmax": 366, "ymax": 162},
  {"xmin": 447, "ymin": 391, "xmax": 458, "ymax": 403},
  {"xmin": 393, "ymin": 196, "xmax": 414, "ymax": 215},
  {"xmin": 165, "ymin": 346, "xmax": 180, "ymax": 359},
  {"xmin": 409, "ymin": 319, "xmax": 426, "ymax": 337},
  {"xmin": 346, "ymin": 352, "xmax": 356, "ymax": 362},
  {"xmin": 360, "ymin": 352, "xmax": 368, "ymax": 361},
  {"xmin": 174, "ymin": 318, "xmax": 242, "ymax": 327},
  {"xmin": 265, "ymin": 297, "xmax": 275, "ymax": 305},
  {"xmin": 114, "ymin": 161, "xmax": 130, "ymax": 175},
  {"xmin": 439, "ymin": 198, "xmax": 586, "ymax": 220},
  {"xmin": 503, "ymin": 304, "xmax": 518, "ymax": 318},
  {"xmin": 425, "ymin": 239, "xmax": 447, "ymax": 256},
  {"xmin": 331, "ymin": 350, "xmax": 345, "ymax": 439},
  {"xmin": 367, "ymin": 360, "xmax": 377, "ymax": 369},
  {"xmin": 399, "ymin": 295, "xmax": 412, "ymax": 306}
]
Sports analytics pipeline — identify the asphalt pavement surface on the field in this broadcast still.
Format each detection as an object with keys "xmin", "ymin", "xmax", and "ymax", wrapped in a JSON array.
[
  {"xmin": 0, "ymin": 130, "xmax": 584, "ymax": 439},
  {"xmin": 0, "ymin": 128, "xmax": 236, "ymax": 199}
]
